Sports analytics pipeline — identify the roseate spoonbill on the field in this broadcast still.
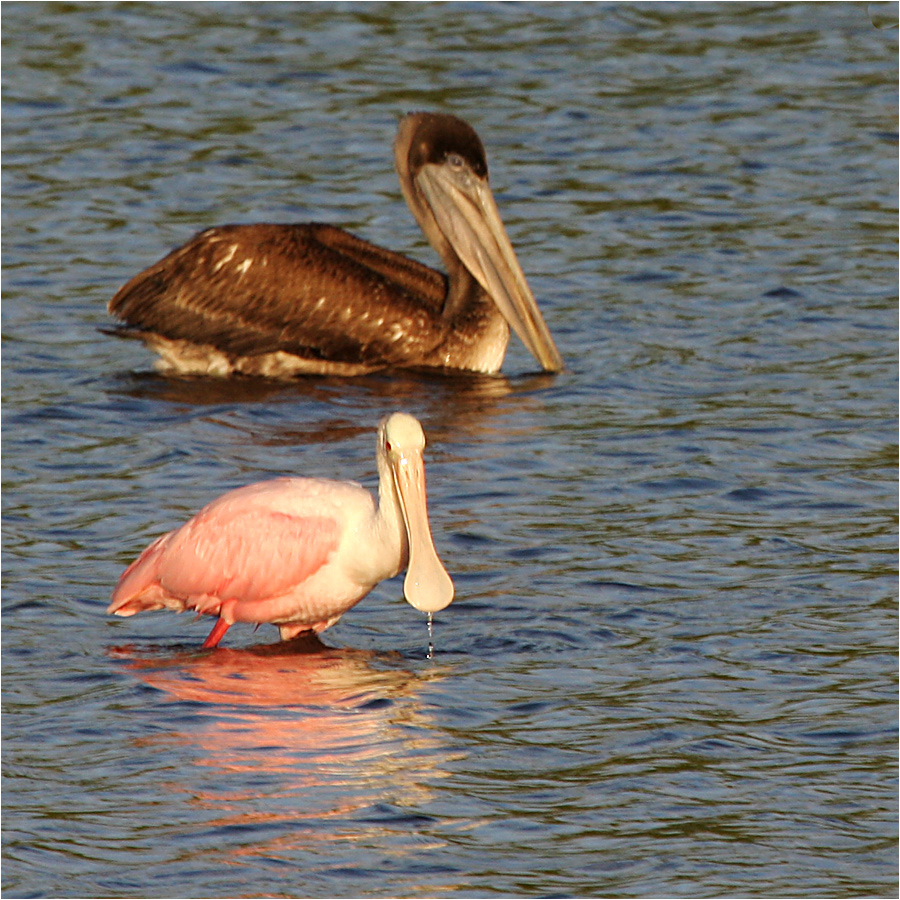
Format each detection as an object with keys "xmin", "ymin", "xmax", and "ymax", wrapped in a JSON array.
[
  {"xmin": 108, "ymin": 412, "xmax": 454, "ymax": 648},
  {"xmin": 106, "ymin": 112, "xmax": 563, "ymax": 376}
]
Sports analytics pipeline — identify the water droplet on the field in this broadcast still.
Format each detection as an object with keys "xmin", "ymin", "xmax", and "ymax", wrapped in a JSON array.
[
  {"xmin": 868, "ymin": 2, "xmax": 898, "ymax": 28},
  {"xmin": 427, "ymin": 611, "xmax": 434, "ymax": 660}
]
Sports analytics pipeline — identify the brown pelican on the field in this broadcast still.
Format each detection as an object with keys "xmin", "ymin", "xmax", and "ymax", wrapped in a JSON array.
[{"xmin": 107, "ymin": 112, "xmax": 563, "ymax": 376}]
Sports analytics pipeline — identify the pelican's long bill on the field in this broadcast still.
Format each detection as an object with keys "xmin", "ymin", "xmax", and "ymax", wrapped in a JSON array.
[
  {"xmin": 385, "ymin": 420, "xmax": 454, "ymax": 613},
  {"xmin": 415, "ymin": 160, "xmax": 564, "ymax": 373}
]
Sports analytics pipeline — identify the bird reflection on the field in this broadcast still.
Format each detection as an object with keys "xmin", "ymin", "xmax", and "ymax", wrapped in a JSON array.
[
  {"xmin": 107, "ymin": 367, "xmax": 558, "ymax": 451},
  {"xmin": 109, "ymin": 638, "xmax": 460, "ymax": 864},
  {"xmin": 109, "ymin": 366, "xmax": 555, "ymax": 408},
  {"xmin": 110, "ymin": 633, "xmax": 427, "ymax": 708}
]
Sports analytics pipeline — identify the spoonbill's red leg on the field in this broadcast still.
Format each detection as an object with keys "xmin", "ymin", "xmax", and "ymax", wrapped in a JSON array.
[{"xmin": 202, "ymin": 617, "xmax": 231, "ymax": 649}]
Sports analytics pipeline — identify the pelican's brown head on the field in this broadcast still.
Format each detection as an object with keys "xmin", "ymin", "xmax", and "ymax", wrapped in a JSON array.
[{"xmin": 394, "ymin": 113, "xmax": 564, "ymax": 374}]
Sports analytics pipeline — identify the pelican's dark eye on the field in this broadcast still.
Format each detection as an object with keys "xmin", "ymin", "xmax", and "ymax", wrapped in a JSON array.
[{"xmin": 446, "ymin": 152, "xmax": 465, "ymax": 170}]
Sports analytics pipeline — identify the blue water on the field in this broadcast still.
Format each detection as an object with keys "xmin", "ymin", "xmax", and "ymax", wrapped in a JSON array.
[{"xmin": 3, "ymin": 3, "xmax": 897, "ymax": 897}]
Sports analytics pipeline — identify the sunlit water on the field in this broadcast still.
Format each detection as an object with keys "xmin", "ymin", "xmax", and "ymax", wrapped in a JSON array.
[{"xmin": 3, "ymin": 3, "xmax": 897, "ymax": 898}]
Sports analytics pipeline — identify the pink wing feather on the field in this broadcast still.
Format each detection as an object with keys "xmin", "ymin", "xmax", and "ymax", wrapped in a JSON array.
[{"xmin": 109, "ymin": 480, "xmax": 342, "ymax": 618}]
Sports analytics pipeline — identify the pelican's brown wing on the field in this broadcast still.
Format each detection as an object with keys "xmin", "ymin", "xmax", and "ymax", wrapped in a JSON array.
[{"xmin": 108, "ymin": 224, "xmax": 449, "ymax": 367}]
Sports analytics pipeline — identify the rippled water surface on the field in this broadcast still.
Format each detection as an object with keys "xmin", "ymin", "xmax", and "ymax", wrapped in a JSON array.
[{"xmin": 3, "ymin": 3, "xmax": 897, "ymax": 898}]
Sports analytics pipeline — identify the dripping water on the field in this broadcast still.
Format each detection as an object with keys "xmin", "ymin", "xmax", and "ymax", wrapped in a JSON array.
[{"xmin": 427, "ymin": 611, "xmax": 434, "ymax": 659}]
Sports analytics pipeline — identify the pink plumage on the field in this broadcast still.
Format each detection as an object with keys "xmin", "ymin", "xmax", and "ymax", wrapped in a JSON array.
[{"xmin": 108, "ymin": 413, "xmax": 454, "ymax": 648}]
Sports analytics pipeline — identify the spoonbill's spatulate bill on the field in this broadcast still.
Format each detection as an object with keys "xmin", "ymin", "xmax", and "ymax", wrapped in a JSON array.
[
  {"xmin": 108, "ymin": 413, "xmax": 454, "ymax": 648},
  {"xmin": 107, "ymin": 112, "xmax": 563, "ymax": 376}
]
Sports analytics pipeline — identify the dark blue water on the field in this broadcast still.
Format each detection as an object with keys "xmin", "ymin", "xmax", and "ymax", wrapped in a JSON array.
[{"xmin": 3, "ymin": 3, "xmax": 897, "ymax": 897}]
